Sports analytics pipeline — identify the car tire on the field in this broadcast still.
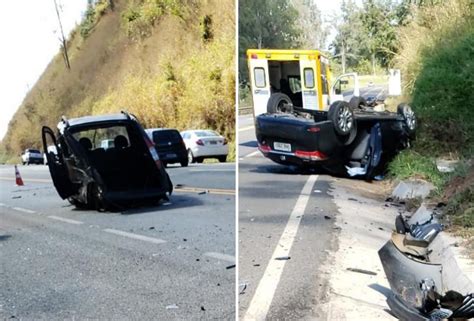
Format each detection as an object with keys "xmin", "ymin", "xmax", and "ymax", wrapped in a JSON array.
[
  {"xmin": 349, "ymin": 96, "xmax": 367, "ymax": 109},
  {"xmin": 218, "ymin": 156, "xmax": 227, "ymax": 163},
  {"xmin": 397, "ymin": 103, "xmax": 416, "ymax": 136},
  {"xmin": 267, "ymin": 93, "xmax": 294, "ymax": 114},
  {"xmin": 328, "ymin": 101, "xmax": 355, "ymax": 137},
  {"xmin": 180, "ymin": 159, "xmax": 188, "ymax": 167},
  {"xmin": 163, "ymin": 162, "xmax": 168, "ymax": 168},
  {"xmin": 196, "ymin": 158, "xmax": 204, "ymax": 164},
  {"xmin": 22, "ymin": 162, "xmax": 26, "ymax": 165},
  {"xmin": 187, "ymin": 149, "xmax": 195, "ymax": 164}
]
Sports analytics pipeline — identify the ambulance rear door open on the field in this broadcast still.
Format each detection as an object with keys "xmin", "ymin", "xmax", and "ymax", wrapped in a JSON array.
[{"xmin": 248, "ymin": 58, "xmax": 271, "ymax": 117}]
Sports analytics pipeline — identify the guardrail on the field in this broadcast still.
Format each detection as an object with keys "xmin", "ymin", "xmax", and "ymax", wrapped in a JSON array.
[{"xmin": 239, "ymin": 106, "xmax": 253, "ymax": 115}]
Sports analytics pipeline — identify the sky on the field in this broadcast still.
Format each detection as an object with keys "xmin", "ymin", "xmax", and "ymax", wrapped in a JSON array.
[
  {"xmin": 0, "ymin": 0, "xmax": 88, "ymax": 140},
  {"xmin": 0, "ymin": 0, "xmax": 354, "ymax": 141}
]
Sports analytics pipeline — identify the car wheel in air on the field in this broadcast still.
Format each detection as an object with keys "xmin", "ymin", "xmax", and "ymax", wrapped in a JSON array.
[
  {"xmin": 397, "ymin": 103, "xmax": 416, "ymax": 136},
  {"xmin": 328, "ymin": 101, "xmax": 355, "ymax": 136},
  {"xmin": 218, "ymin": 156, "xmax": 227, "ymax": 163},
  {"xmin": 267, "ymin": 93, "xmax": 294, "ymax": 114},
  {"xmin": 349, "ymin": 96, "xmax": 367, "ymax": 109},
  {"xmin": 187, "ymin": 149, "xmax": 195, "ymax": 164}
]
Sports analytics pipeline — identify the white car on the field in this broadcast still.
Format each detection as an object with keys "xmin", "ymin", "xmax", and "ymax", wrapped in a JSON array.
[
  {"xmin": 21, "ymin": 148, "xmax": 44, "ymax": 165},
  {"xmin": 181, "ymin": 130, "xmax": 228, "ymax": 163}
]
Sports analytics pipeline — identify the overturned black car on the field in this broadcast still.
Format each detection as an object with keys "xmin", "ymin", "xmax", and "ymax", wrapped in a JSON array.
[
  {"xmin": 42, "ymin": 112, "xmax": 173, "ymax": 211},
  {"xmin": 256, "ymin": 102, "xmax": 416, "ymax": 180}
]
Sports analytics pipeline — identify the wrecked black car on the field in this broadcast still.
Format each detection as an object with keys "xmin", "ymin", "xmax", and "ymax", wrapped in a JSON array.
[{"xmin": 42, "ymin": 112, "xmax": 173, "ymax": 211}]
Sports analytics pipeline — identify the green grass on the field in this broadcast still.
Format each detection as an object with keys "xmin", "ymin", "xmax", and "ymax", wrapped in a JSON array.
[
  {"xmin": 388, "ymin": 150, "xmax": 446, "ymax": 190},
  {"xmin": 357, "ymin": 74, "xmax": 388, "ymax": 87}
]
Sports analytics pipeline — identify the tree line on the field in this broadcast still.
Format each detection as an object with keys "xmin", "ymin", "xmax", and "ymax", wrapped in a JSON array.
[{"xmin": 239, "ymin": 0, "xmax": 444, "ymax": 84}]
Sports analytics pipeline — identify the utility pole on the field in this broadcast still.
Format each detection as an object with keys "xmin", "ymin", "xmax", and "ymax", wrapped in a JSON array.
[{"xmin": 53, "ymin": 0, "xmax": 71, "ymax": 70}]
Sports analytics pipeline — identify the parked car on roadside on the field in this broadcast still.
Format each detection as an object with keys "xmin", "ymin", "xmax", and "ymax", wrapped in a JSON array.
[
  {"xmin": 21, "ymin": 149, "xmax": 44, "ymax": 165},
  {"xmin": 42, "ymin": 112, "xmax": 173, "ymax": 211},
  {"xmin": 145, "ymin": 128, "xmax": 188, "ymax": 167},
  {"xmin": 181, "ymin": 130, "xmax": 228, "ymax": 163}
]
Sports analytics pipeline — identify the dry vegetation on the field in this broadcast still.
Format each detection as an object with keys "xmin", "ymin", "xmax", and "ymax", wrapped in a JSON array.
[{"xmin": 1, "ymin": 0, "xmax": 235, "ymax": 162}]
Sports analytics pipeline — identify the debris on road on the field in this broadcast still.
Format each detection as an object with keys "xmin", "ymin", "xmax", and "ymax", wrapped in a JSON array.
[
  {"xmin": 275, "ymin": 256, "xmax": 291, "ymax": 261},
  {"xmin": 239, "ymin": 283, "xmax": 248, "ymax": 294},
  {"xmin": 346, "ymin": 267, "xmax": 377, "ymax": 276},
  {"xmin": 149, "ymin": 226, "xmax": 155, "ymax": 230},
  {"xmin": 166, "ymin": 304, "xmax": 179, "ymax": 310},
  {"xmin": 226, "ymin": 264, "xmax": 235, "ymax": 269},
  {"xmin": 324, "ymin": 215, "xmax": 331, "ymax": 220},
  {"xmin": 11, "ymin": 196, "xmax": 21, "ymax": 199},
  {"xmin": 200, "ymin": 306, "xmax": 206, "ymax": 311}
]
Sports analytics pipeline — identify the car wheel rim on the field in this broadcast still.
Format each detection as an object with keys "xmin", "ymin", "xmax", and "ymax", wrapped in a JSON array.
[
  {"xmin": 403, "ymin": 106, "xmax": 416, "ymax": 130},
  {"xmin": 277, "ymin": 100, "xmax": 289, "ymax": 113},
  {"xmin": 337, "ymin": 106, "xmax": 352, "ymax": 133}
]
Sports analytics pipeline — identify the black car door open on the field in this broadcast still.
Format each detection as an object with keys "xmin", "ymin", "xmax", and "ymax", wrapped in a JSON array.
[{"xmin": 42, "ymin": 126, "xmax": 79, "ymax": 199}]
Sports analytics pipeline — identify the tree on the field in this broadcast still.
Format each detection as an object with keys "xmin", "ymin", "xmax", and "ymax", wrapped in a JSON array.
[
  {"xmin": 238, "ymin": 0, "xmax": 301, "ymax": 84},
  {"xmin": 293, "ymin": 0, "xmax": 328, "ymax": 49},
  {"xmin": 330, "ymin": 0, "xmax": 366, "ymax": 73}
]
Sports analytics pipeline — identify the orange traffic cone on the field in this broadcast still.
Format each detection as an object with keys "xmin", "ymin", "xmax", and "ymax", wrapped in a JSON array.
[{"xmin": 15, "ymin": 165, "xmax": 24, "ymax": 186}]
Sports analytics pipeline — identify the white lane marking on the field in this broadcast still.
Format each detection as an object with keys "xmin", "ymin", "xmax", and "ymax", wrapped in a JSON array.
[
  {"xmin": 48, "ymin": 215, "xmax": 83, "ymax": 225},
  {"xmin": 103, "ymin": 228, "xmax": 166, "ymax": 244},
  {"xmin": 243, "ymin": 175, "xmax": 318, "ymax": 321},
  {"xmin": 189, "ymin": 168, "xmax": 234, "ymax": 172},
  {"xmin": 12, "ymin": 207, "xmax": 36, "ymax": 214},
  {"xmin": 239, "ymin": 125, "xmax": 254, "ymax": 132},
  {"xmin": 244, "ymin": 150, "xmax": 260, "ymax": 158},
  {"xmin": 204, "ymin": 252, "xmax": 236, "ymax": 263}
]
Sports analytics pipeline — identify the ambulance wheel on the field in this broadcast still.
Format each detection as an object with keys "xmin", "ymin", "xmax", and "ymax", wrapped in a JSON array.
[
  {"xmin": 267, "ymin": 93, "xmax": 294, "ymax": 114},
  {"xmin": 328, "ymin": 101, "xmax": 355, "ymax": 136}
]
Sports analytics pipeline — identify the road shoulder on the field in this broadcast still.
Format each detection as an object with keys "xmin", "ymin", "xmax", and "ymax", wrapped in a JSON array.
[{"xmin": 321, "ymin": 179, "xmax": 397, "ymax": 320}]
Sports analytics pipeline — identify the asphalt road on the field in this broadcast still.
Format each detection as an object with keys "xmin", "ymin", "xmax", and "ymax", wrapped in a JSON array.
[
  {"xmin": 238, "ymin": 115, "xmax": 337, "ymax": 320},
  {"xmin": 0, "ymin": 163, "xmax": 235, "ymax": 320}
]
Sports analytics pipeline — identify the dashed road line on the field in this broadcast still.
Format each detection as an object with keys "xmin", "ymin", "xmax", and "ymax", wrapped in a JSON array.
[
  {"xmin": 48, "ymin": 215, "xmax": 84, "ymax": 225},
  {"xmin": 239, "ymin": 125, "xmax": 254, "ymax": 132},
  {"xmin": 103, "ymin": 228, "xmax": 166, "ymax": 244},
  {"xmin": 204, "ymin": 252, "xmax": 236, "ymax": 263},
  {"xmin": 12, "ymin": 207, "xmax": 36, "ymax": 214},
  {"xmin": 174, "ymin": 186, "xmax": 235, "ymax": 196},
  {"xmin": 244, "ymin": 150, "xmax": 260, "ymax": 158},
  {"xmin": 0, "ymin": 177, "xmax": 51, "ymax": 183},
  {"xmin": 243, "ymin": 174, "xmax": 319, "ymax": 321}
]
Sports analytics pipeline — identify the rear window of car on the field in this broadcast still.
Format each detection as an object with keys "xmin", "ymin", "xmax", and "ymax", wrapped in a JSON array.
[
  {"xmin": 28, "ymin": 149, "xmax": 41, "ymax": 154},
  {"xmin": 72, "ymin": 125, "xmax": 131, "ymax": 150},
  {"xmin": 152, "ymin": 130, "xmax": 182, "ymax": 143},
  {"xmin": 195, "ymin": 130, "xmax": 219, "ymax": 137}
]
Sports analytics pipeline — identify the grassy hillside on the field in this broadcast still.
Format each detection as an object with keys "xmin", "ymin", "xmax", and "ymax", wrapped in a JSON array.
[
  {"xmin": 1, "ymin": 0, "xmax": 235, "ymax": 161},
  {"xmin": 389, "ymin": 0, "xmax": 473, "ymax": 231}
]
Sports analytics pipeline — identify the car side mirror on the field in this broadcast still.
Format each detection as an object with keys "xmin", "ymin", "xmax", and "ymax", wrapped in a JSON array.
[{"xmin": 335, "ymin": 88, "xmax": 341, "ymax": 95}]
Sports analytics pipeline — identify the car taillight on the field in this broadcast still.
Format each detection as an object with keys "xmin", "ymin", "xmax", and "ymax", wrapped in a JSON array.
[
  {"xmin": 258, "ymin": 143, "xmax": 271, "ymax": 153},
  {"xmin": 307, "ymin": 127, "xmax": 320, "ymax": 133},
  {"xmin": 223, "ymin": 139, "xmax": 228, "ymax": 145},
  {"xmin": 144, "ymin": 135, "xmax": 162, "ymax": 169},
  {"xmin": 196, "ymin": 139, "xmax": 204, "ymax": 146},
  {"xmin": 294, "ymin": 150, "xmax": 327, "ymax": 161},
  {"xmin": 251, "ymin": 53, "xmax": 258, "ymax": 59}
]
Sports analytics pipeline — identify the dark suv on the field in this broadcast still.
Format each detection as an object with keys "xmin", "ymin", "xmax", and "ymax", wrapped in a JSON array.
[
  {"xmin": 42, "ymin": 112, "xmax": 173, "ymax": 211},
  {"xmin": 145, "ymin": 128, "xmax": 188, "ymax": 167}
]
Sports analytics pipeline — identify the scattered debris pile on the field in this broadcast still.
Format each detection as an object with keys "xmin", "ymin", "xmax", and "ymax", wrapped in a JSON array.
[{"xmin": 378, "ymin": 196, "xmax": 473, "ymax": 320}]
